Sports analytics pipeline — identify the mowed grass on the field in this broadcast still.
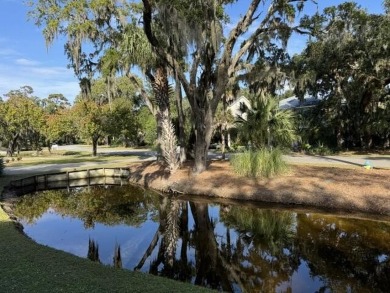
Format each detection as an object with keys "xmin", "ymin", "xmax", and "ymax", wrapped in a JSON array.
[
  {"xmin": 0, "ymin": 154, "xmax": 211, "ymax": 293},
  {"xmin": 2, "ymin": 149, "xmax": 141, "ymax": 167}
]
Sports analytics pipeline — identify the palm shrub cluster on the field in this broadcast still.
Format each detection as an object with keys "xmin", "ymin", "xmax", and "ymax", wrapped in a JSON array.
[
  {"xmin": 231, "ymin": 95, "xmax": 295, "ymax": 178},
  {"xmin": 230, "ymin": 148, "xmax": 288, "ymax": 178},
  {"xmin": 237, "ymin": 95, "xmax": 297, "ymax": 149}
]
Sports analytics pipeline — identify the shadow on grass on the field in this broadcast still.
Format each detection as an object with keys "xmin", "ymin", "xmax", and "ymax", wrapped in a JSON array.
[{"xmin": 308, "ymin": 154, "xmax": 364, "ymax": 167}]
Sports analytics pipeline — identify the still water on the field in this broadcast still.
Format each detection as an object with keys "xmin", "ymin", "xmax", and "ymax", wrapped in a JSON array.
[{"xmin": 14, "ymin": 185, "xmax": 390, "ymax": 292}]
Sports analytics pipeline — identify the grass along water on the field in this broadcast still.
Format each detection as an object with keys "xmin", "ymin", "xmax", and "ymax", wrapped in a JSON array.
[{"xmin": 230, "ymin": 148, "xmax": 288, "ymax": 178}]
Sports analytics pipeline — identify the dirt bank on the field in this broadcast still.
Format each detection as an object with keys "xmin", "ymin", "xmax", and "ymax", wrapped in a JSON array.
[{"xmin": 128, "ymin": 161, "xmax": 390, "ymax": 216}]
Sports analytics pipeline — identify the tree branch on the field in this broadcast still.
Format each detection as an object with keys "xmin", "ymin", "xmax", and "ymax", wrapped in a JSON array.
[{"xmin": 223, "ymin": 0, "xmax": 262, "ymax": 63}]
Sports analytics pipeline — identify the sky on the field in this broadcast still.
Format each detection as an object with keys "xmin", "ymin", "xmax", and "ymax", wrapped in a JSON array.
[{"xmin": 0, "ymin": 0, "xmax": 385, "ymax": 104}]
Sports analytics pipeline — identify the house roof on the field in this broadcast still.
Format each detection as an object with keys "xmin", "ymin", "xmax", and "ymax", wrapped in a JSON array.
[
  {"xmin": 227, "ymin": 95, "xmax": 252, "ymax": 118},
  {"xmin": 279, "ymin": 95, "xmax": 322, "ymax": 110}
]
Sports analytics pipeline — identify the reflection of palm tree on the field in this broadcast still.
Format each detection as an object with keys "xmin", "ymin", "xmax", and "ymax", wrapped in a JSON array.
[
  {"xmin": 135, "ymin": 198, "xmax": 193, "ymax": 282},
  {"xmin": 149, "ymin": 198, "xmax": 192, "ymax": 280},
  {"xmin": 165, "ymin": 199, "xmax": 180, "ymax": 267},
  {"xmin": 87, "ymin": 238, "xmax": 100, "ymax": 263},
  {"xmin": 113, "ymin": 244, "xmax": 122, "ymax": 269}
]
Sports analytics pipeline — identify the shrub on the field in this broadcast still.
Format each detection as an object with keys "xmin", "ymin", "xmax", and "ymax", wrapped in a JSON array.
[
  {"xmin": 305, "ymin": 142, "xmax": 334, "ymax": 156},
  {"xmin": 0, "ymin": 157, "xmax": 4, "ymax": 176},
  {"xmin": 230, "ymin": 148, "xmax": 288, "ymax": 178}
]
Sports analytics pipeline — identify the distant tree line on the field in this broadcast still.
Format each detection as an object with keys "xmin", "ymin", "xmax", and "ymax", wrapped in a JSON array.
[{"xmin": 0, "ymin": 80, "xmax": 156, "ymax": 157}]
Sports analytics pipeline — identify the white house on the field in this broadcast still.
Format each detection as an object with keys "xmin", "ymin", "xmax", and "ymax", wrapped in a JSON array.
[{"xmin": 227, "ymin": 95, "xmax": 252, "ymax": 119}]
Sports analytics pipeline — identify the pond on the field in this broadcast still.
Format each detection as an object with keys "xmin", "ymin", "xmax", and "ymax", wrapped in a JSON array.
[{"xmin": 12, "ymin": 184, "xmax": 390, "ymax": 293}]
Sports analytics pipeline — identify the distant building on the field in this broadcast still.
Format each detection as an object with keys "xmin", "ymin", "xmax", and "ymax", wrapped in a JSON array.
[
  {"xmin": 228, "ymin": 95, "xmax": 321, "ymax": 115},
  {"xmin": 227, "ymin": 95, "xmax": 251, "ymax": 119},
  {"xmin": 279, "ymin": 95, "xmax": 322, "ymax": 110}
]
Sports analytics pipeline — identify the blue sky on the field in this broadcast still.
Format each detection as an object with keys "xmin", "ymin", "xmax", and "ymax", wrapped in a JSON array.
[{"xmin": 0, "ymin": 0, "xmax": 385, "ymax": 103}]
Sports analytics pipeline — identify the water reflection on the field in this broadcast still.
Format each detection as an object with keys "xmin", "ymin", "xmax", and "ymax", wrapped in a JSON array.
[{"xmin": 13, "ymin": 185, "xmax": 390, "ymax": 292}]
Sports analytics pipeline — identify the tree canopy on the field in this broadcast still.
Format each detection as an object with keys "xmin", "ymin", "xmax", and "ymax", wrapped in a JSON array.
[{"xmin": 293, "ymin": 2, "xmax": 390, "ymax": 149}]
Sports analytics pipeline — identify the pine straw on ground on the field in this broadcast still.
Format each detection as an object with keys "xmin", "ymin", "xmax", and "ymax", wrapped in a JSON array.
[{"xmin": 128, "ymin": 160, "xmax": 390, "ymax": 217}]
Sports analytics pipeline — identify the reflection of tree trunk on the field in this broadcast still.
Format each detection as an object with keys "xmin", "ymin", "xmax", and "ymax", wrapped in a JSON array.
[
  {"xmin": 113, "ymin": 244, "xmax": 122, "ymax": 269},
  {"xmin": 226, "ymin": 227, "xmax": 231, "ymax": 260},
  {"xmin": 134, "ymin": 229, "xmax": 160, "ymax": 271},
  {"xmin": 145, "ymin": 197, "xmax": 169, "ymax": 275},
  {"xmin": 179, "ymin": 202, "xmax": 190, "ymax": 281},
  {"xmin": 165, "ymin": 199, "xmax": 180, "ymax": 267},
  {"xmin": 87, "ymin": 238, "xmax": 100, "ymax": 263},
  {"xmin": 190, "ymin": 202, "xmax": 215, "ymax": 285},
  {"xmin": 190, "ymin": 202, "xmax": 233, "ymax": 291},
  {"xmin": 190, "ymin": 202, "xmax": 247, "ymax": 291}
]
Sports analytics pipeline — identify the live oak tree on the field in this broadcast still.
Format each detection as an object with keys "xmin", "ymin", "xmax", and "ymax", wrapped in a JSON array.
[
  {"xmin": 293, "ymin": 2, "xmax": 390, "ymax": 149},
  {"xmin": 41, "ymin": 94, "xmax": 73, "ymax": 149},
  {"xmin": 70, "ymin": 76, "xmax": 137, "ymax": 155},
  {"xmin": 45, "ymin": 108, "xmax": 78, "ymax": 147},
  {"xmin": 71, "ymin": 98, "xmax": 110, "ymax": 156},
  {"xmin": 0, "ymin": 86, "xmax": 46, "ymax": 156},
  {"xmin": 141, "ymin": 0, "xmax": 314, "ymax": 173}
]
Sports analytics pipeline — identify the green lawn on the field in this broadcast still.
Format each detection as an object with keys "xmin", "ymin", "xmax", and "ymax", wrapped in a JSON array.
[{"xmin": 2, "ymin": 150, "xmax": 140, "ymax": 167}]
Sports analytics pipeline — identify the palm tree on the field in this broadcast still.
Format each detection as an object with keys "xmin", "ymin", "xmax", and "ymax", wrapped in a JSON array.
[
  {"xmin": 118, "ymin": 23, "xmax": 184, "ymax": 168},
  {"xmin": 237, "ymin": 95, "xmax": 297, "ymax": 149}
]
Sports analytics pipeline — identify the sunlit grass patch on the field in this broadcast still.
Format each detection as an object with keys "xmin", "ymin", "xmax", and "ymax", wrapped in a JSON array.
[{"xmin": 0, "ymin": 207, "xmax": 9, "ymax": 222}]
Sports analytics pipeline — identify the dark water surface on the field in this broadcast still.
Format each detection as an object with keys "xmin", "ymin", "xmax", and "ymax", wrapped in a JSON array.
[{"xmin": 14, "ymin": 185, "xmax": 390, "ymax": 292}]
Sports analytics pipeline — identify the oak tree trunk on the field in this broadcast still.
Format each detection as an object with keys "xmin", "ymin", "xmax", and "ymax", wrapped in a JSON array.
[
  {"xmin": 6, "ymin": 133, "xmax": 19, "ymax": 157},
  {"xmin": 92, "ymin": 135, "xmax": 99, "ymax": 156}
]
